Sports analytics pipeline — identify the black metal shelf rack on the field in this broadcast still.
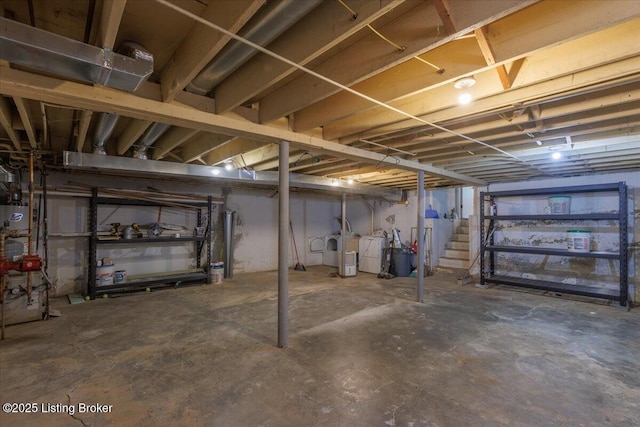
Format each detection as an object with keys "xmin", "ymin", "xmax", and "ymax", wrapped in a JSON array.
[
  {"xmin": 480, "ymin": 182, "xmax": 628, "ymax": 306},
  {"xmin": 88, "ymin": 188, "xmax": 213, "ymax": 298}
]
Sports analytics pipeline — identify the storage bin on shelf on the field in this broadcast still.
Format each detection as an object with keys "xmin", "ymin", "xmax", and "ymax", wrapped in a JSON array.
[
  {"xmin": 548, "ymin": 195, "xmax": 571, "ymax": 214},
  {"xmin": 96, "ymin": 264, "xmax": 116, "ymax": 286},
  {"xmin": 567, "ymin": 229, "xmax": 591, "ymax": 253}
]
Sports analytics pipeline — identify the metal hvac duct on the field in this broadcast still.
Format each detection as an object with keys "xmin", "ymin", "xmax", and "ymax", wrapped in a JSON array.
[
  {"xmin": 0, "ymin": 165, "xmax": 16, "ymax": 183},
  {"xmin": 62, "ymin": 151, "xmax": 403, "ymax": 199},
  {"xmin": 92, "ymin": 113, "xmax": 120, "ymax": 155},
  {"xmin": 132, "ymin": 123, "xmax": 171, "ymax": 159},
  {"xmin": 187, "ymin": 0, "xmax": 323, "ymax": 95},
  {"xmin": 0, "ymin": 17, "xmax": 153, "ymax": 92}
]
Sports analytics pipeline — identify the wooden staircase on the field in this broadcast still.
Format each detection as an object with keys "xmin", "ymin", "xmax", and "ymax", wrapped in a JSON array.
[{"xmin": 437, "ymin": 219, "xmax": 470, "ymax": 274}]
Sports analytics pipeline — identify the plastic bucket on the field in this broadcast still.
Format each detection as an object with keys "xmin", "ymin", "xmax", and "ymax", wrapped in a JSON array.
[
  {"xmin": 210, "ymin": 262, "xmax": 224, "ymax": 284},
  {"xmin": 114, "ymin": 270, "xmax": 127, "ymax": 284},
  {"xmin": 567, "ymin": 230, "xmax": 591, "ymax": 253},
  {"xmin": 548, "ymin": 196, "xmax": 571, "ymax": 214},
  {"xmin": 212, "ymin": 270, "xmax": 223, "ymax": 284},
  {"xmin": 96, "ymin": 264, "xmax": 116, "ymax": 286}
]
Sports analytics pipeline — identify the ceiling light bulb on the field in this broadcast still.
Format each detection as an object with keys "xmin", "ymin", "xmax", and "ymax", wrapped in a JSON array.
[
  {"xmin": 552, "ymin": 152, "xmax": 562, "ymax": 160},
  {"xmin": 347, "ymin": 178, "xmax": 354, "ymax": 185},
  {"xmin": 536, "ymin": 140, "xmax": 543, "ymax": 146},
  {"xmin": 211, "ymin": 168, "xmax": 220, "ymax": 175},
  {"xmin": 454, "ymin": 76, "xmax": 476, "ymax": 90},
  {"xmin": 458, "ymin": 92, "xmax": 472, "ymax": 105},
  {"xmin": 224, "ymin": 162, "xmax": 233, "ymax": 171}
]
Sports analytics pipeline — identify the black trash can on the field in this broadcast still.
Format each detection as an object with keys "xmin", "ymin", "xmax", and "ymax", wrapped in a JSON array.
[{"xmin": 390, "ymin": 248, "xmax": 412, "ymax": 277}]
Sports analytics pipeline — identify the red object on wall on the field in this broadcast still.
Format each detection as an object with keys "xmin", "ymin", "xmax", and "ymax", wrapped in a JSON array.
[{"xmin": 0, "ymin": 255, "xmax": 41, "ymax": 274}]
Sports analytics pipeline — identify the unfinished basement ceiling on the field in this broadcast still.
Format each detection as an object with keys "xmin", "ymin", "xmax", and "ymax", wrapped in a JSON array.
[{"xmin": 0, "ymin": 0, "xmax": 638, "ymax": 190}]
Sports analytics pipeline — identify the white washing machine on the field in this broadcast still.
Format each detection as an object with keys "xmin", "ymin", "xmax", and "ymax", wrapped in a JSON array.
[
  {"xmin": 322, "ymin": 234, "xmax": 342, "ymax": 267},
  {"xmin": 358, "ymin": 236, "xmax": 386, "ymax": 273}
]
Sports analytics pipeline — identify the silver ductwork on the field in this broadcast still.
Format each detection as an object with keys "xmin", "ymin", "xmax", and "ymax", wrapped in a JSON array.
[
  {"xmin": 187, "ymin": 0, "xmax": 323, "ymax": 95},
  {"xmin": 0, "ymin": 165, "xmax": 16, "ymax": 183},
  {"xmin": 92, "ymin": 113, "xmax": 120, "ymax": 155},
  {"xmin": 0, "ymin": 17, "xmax": 153, "ymax": 92},
  {"xmin": 132, "ymin": 123, "xmax": 171, "ymax": 159},
  {"xmin": 63, "ymin": 151, "xmax": 403, "ymax": 199}
]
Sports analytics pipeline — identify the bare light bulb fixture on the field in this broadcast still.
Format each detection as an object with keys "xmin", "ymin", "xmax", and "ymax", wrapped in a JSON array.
[
  {"xmin": 454, "ymin": 76, "xmax": 476, "ymax": 90},
  {"xmin": 224, "ymin": 161, "xmax": 234, "ymax": 171},
  {"xmin": 454, "ymin": 76, "xmax": 476, "ymax": 106},
  {"xmin": 552, "ymin": 152, "xmax": 562, "ymax": 160},
  {"xmin": 458, "ymin": 92, "xmax": 472, "ymax": 105}
]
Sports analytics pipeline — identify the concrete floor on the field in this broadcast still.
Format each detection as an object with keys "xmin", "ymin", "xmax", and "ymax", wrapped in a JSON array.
[{"xmin": 1, "ymin": 266, "xmax": 639, "ymax": 427}]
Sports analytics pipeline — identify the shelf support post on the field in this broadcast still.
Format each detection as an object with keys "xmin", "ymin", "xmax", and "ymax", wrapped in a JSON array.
[
  {"xmin": 89, "ymin": 188, "xmax": 98, "ymax": 300},
  {"xmin": 619, "ymin": 182, "xmax": 628, "ymax": 306}
]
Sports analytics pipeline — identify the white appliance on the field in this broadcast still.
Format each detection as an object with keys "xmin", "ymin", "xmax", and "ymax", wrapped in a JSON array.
[
  {"xmin": 359, "ymin": 236, "xmax": 386, "ymax": 273},
  {"xmin": 339, "ymin": 251, "xmax": 357, "ymax": 277},
  {"xmin": 322, "ymin": 234, "xmax": 342, "ymax": 267}
]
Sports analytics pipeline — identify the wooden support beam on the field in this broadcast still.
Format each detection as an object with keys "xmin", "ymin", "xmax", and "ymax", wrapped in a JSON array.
[
  {"xmin": 253, "ymin": 150, "xmax": 308, "ymax": 171},
  {"xmin": 0, "ymin": 67, "xmax": 485, "ymax": 185},
  {"xmin": 433, "ymin": 0, "xmax": 457, "ymax": 34},
  {"xmin": 474, "ymin": 26, "xmax": 511, "ymax": 89},
  {"xmin": 258, "ymin": 0, "xmax": 533, "ymax": 123},
  {"xmin": 180, "ymin": 133, "xmax": 233, "ymax": 163},
  {"xmin": 326, "ymin": 27, "xmax": 640, "ymax": 143},
  {"xmin": 204, "ymin": 138, "xmax": 265, "ymax": 165},
  {"xmin": 76, "ymin": 110, "xmax": 93, "ymax": 152},
  {"xmin": 0, "ymin": 95, "xmax": 21, "ymax": 151},
  {"xmin": 160, "ymin": 0, "xmax": 264, "ymax": 102},
  {"xmin": 117, "ymin": 119, "xmax": 152, "ymax": 155},
  {"xmin": 13, "ymin": 97, "xmax": 36, "ymax": 148},
  {"xmin": 97, "ymin": 0, "xmax": 127, "ymax": 49},
  {"xmin": 214, "ymin": 0, "xmax": 405, "ymax": 113},
  {"xmin": 152, "ymin": 127, "xmax": 199, "ymax": 160}
]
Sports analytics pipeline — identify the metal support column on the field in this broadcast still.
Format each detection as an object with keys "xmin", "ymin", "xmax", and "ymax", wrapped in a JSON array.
[
  {"xmin": 26, "ymin": 151, "xmax": 34, "ymax": 302},
  {"xmin": 417, "ymin": 171, "xmax": 425, "ymax": 303},
  {"xmin": 341, "ymin": 193, "xmax": 347, "ymax": 278},
  {"xmin": 278, "ymin": 140, "xmax": 290, "ymax": 348},
  {"xmin": 479, "ymin": 191, "xmax": 486, "ymax": 287}
]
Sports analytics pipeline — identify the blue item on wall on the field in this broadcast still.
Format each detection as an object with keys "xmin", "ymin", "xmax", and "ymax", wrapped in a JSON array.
[{"xmin": 425, "ymin": 204, "xmax": 439, "ymax": 218}]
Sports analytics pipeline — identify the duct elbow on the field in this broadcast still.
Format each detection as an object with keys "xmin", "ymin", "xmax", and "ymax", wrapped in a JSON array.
[{"xmin": 132, "ymin": 146, "xmax": 149, "ymax": 160}]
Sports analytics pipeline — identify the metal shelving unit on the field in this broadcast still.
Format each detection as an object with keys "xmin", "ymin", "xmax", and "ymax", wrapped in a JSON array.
[
  {"xmin": 88, "ymin": 188, "xmax": 213, "ymax": 298},
  {"xmin": 480, "ymin": 182, "xmax": 628, "ymax": 306}
]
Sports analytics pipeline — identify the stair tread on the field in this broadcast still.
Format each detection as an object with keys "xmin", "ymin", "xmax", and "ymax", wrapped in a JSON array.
[
  {"xmin": 439, "ymin": 221, "xmax": 470, "ymax": 269},
  {"xmin": 439, "ymin": 258, "xmax": 469, "ymax": 265}
]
